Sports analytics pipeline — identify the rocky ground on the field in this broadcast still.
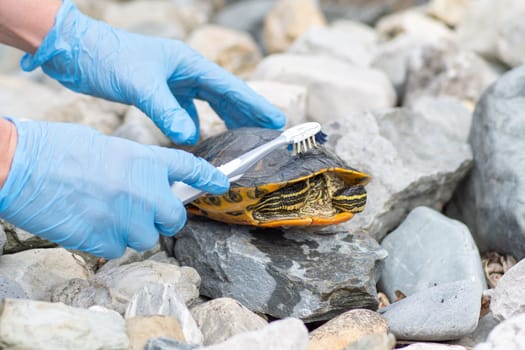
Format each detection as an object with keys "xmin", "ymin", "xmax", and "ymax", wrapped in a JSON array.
[{"xmin": 1, "ymin": 0, "xmax": 525, "ymax": 349}]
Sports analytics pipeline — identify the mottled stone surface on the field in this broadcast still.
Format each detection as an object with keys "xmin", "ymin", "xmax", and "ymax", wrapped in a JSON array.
[
  {"xmin": 323, "ymin": 107, "xmax": 472, "ymax": 242},
  {"xmin": 204, "ymin": 318, "xmax": 308, "ymax": 350},
  {"xmin": 458, "ymin": 312, "xmax": 500, "ymax": 348},
  {"xmin": 380, "ymin": 280, "xmax": 482, "ymax": 341},
  {"xmin": 0, "ymin": 298, "xmax": 128, "ymax": 350},
  {"xmin": 474, "ymin": 313, "xmax": 525, "ymax": 350},
  {"xmin": 308, "ymin": 309, "xmax": 388, "ymax": 350},
  {"xmin": 379, "ymin": 206, "xmax": 486, "ymax": 301},
  {"xmin": 191, "ymin": 297, "xmax": 268, "ymax": 345},
  {"xmin": 145, "ymin": 337, "xmax": 199, "ymax": 350},
  {"xmin": 427, "ymin": 0, "xmax": 471, "ymax": 26},
  {"xmin": 51, "ymin": 278, "xmax": 112, "ymax": 309},
  {"xmin": 126, "ymin": 316, "xmax": 185, "ymax": 350},
  {"xmin": 167, "ymin": 218, "xmax": 386, "ymax": 322},
  {"xmin": 344, "ymin": 333, "xmax": 396, "ymax": 350},
  {"xmin": 52, "ymin": 261, "xmax": 200, "ymax": 315},
  {"xmin": 0, "ymin": 277, "xmax": 26, "ymax": 302},
  {"xmin": 319, "ymin": 0, "xmax": 427, "ymax": 23},
  {"xmin": 0, "ymin": 226, "xmax": 5, "ymax": 255},
  {"xmin": 376, "ymin": 8, "xmax": 452, "ymax": 42},
  {"xmin": 1, "ymin": 219, "xmax": 56, "ymax": 253},
  {"xmin": 125, "ymin": 283, "xmax": 203, "ymax": 345},
  {"xmin": 403, "ymin": 41, "xmax": 498, "ymax": 108},
  {"xmin": 0, "ymin": 248, "xmax": 91, "ymax": 301},
  {"xmin": 454, "ymin": 0, "xmax": 525, "ymax": 61},
  {"xmin": 188, "ymin": 24, "xmax": 262, "ymax": 77},
  {"xmin": 251, "ymin": 53, "xmax": 396, "ymax": 122},
  {"xmin": 263, "ymin": 0, "xmax": 326, "ymax": 53},
  {"xmin": 288, "ymin": 26, "xmax": 376, "ymax": 67},
  {"xmin": 448, "ymin": 65, "xmax": 525, "ymax": 259},
  {"xmin": 490, "ymin": 258, "xmax": 525, "ymax": 321}
]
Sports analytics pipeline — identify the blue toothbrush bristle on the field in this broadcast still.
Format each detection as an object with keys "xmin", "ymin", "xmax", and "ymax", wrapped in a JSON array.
[{"xmin": 315, "ymin": 131, "xmax": 327, "ymax": 145}]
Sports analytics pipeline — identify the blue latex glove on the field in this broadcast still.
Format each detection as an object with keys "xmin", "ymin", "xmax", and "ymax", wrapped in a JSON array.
[
  {"xmin": 0, "ymin": 118, "xmax": 229, "ymax": 259},
  {"xmin": 20, "ymin": 0, "xmax": 286, "ymax": 145}
]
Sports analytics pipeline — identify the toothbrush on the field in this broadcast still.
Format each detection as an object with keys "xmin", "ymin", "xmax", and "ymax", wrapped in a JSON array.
[{"xmin": 172, "ymin": 122, "xmax": 327, "ymax": 204}]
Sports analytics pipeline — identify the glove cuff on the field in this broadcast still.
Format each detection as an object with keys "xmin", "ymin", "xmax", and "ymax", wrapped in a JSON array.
[
  {"xmin": 19, "ymin": 0, "xmax": 81, "ymax": 72},
  {"xmin": 0, "ymin": 117, "xmax": 29, "ymax": 214}
]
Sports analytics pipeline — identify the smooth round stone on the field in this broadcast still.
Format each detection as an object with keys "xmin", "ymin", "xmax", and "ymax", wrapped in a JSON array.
[{"xmin": 0, "ymin": 277, "xmax": 26, "ymax": 301}]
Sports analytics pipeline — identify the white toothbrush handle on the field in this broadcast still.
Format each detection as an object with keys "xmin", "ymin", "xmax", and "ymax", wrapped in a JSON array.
[
  {"xmin": 172, "ymin": 159, "xmax": 245, "ymax": 204},
  {"xmin": 171, "ymin": 182, "xmax": 204, "ymax": 204}
]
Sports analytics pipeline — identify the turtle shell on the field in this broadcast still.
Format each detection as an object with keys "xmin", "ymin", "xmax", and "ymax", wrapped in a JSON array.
[{"xmin": 186, "ymin": 127, "xmax": 370, "ymax": 227}]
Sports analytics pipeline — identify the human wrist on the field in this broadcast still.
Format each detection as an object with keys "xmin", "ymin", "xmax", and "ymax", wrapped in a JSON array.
[
  {"xmin": 0, "ymin": 118, "xmax": 18, "ymax": 189},
  {"xmin": 20, "ymin": 0, "xmax": 93, "ymax": 73},
  {"xmin": 0, "ymin": 0, "xmax": 62, "ymax": 54}
]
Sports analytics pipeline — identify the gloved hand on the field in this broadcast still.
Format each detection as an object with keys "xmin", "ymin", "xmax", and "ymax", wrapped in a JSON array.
[
  {"xmin": 20, "ymin": 0, "xmax": 286, "ymax": 145},
  {"xmin": 0, "ymin": 118, "xmax": 229, "ymax": 259}
]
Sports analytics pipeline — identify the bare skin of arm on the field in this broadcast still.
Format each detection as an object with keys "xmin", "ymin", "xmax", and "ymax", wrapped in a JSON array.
[
  {"xmin": 0, "ymin": 119, "xmax": 17, "ymax": 188},
  {"xmin": 0, "ymin": 0, "xmax": 61, "ymax": 186},
  {"xmin": 0, "ymin": 0, "xmax": 61, "ymax": 53}
]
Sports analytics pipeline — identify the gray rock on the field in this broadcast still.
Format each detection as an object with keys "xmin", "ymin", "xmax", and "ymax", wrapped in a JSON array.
[
  {"xmin": 190, "ymin": 297, "xmax": 268, "ymax": 345},
  {"xmin": 379, "ymin": 280, "xmax": 482, "ymax": 341},
  {"xmin": 187, "ymin": 24, "xmax": 262, "ymax": 77},
  {"xmin": 371, "ymin": 34, "xmax": 427, "ymax": 99},
  {"xmin": 344, "ymin": 333, "xmax": 396, "ymax": 350},
  {"xmin": 263, "ymin": 0, "xmax": 326, "ymax": 54},
  {"xmin": 100, "ymin": 0, "xmax": 208, "ymax": 39},
  {"xmin": 379, "ymin": 206, "xmax": 486, "ymax": 302},
  {"xmin": 0, "ymin": 44, "xmax": 24, "ymax": 74},
  {"xmin": 52, "ymin": 261, "xmax": 200, "ymax": 314},
  {"xmin": 376, "ymin": 9, "xmax": 453, "ymax": 43},
  {"xmin": 112, "ymin": 107, "xmax": 171, "ymax": 147},
  {"xmin": 94, "ymin": 261, "xmax": 200, "ymax": 314},
  {"xmin": 148, "ymin": 251, "xmax": 179, "ymax": 265},
  {"xmin": 287, "ymin": 26, "xmax": 375, "ymax": 67},
  {"xmin": 454, "ymin": 0, "xmax": 525, "ymax": 61},
  {"xmin": 96, "ymin": 244, "xmax": 163, "ymax": 275},
  {"xmin": 403, "ymin": 41, "xmax": 498, "ymax": 108},
  {"xmin": 458, "ymin": 312, "xmax": 501, "ymax": 348},
  {"xmin": 212, "ymin": 0, "xmax": 276, "ymax": 50},
  {"xmin": 0, "ymin": 298, "xmax": 128, "ymax": 350},
  {"xmin": 324, "ymin": 107, "xmax": 472, "ymax": 242},
  {"xmin": 497, "ymin": 18, "xmax": 525, "ymax": 68},
  {"xmin": 490, "ymin": 258, "xmax": 525, "ymax": 321},
  {"xmin": 168, "ymin": 218, "xmax": 387, "ymax": 322},
  {"xmin": 1, "ymin": 219, "xmax": 56, "ymax": 253},
  {"xmin": 51, "ymin": 278, "xmax": 112, "ymax": 309},
  {"xmin": 0, "ymin": 225, "xmax": 5, "ymax": 255},
  {"xmin": 403, "ymin": 344, "xmax": 468, "ymax": 350},
  {"xmin": 319, "ymin": 0, "xmax": 427, "ymax": 24},
  {"xmin": 474, "ymin": 313, "xmax": 525, "ymax": 350},
  {"xmin": 145, "ymin": 337, "xmax": 199, "ymax": 350},
  {"xmin": 448, "ymin": 65, "xmax": 525, "ymax": 259},
  {"xmin": 0, "ymin": 248, "xmax": 91, "ymax": 301},
  {"xmin": 411, "ymin": 96, "xmax": 472, "ymax": 143},
  {"xmin": 0, "ymin": 277, "xmax": 26, "ymax": 302},
  {"xmin": 93, "ymin": 260, "xmax": 200, "ymax": 311},
  {"xmin": 426, "ymin": 0, "xmax": 471, "ymax": 26},
  {"xmin": 204, "ymin": 318, "xmax": 308, "ymax": 350},
  {"xmin": 251, "ymin": 53, "xmax": 396, "ymax": 122},
  {"xmin": 125, "ymin": 283, "xmax": 203, "ymax": 346}
]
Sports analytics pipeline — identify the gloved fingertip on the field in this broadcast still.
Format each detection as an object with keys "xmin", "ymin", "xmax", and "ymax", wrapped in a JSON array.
[
  {"xmin": 268, "ymin": 109, "xmax": 287, "ymax": 129},
  {"xmin": 167, "ymin": 115, "xmax": 199, "ymax": 145},
  {"xmin": 155, "ymin": 200, "xmax": 187, "ymax": 237},
  {"xmin": 208, "ymin": 170, "xmax": 230, "ymax": 194}
]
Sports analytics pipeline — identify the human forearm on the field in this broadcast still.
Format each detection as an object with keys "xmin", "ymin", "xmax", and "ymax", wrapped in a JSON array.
[
  {"xmin": 0, "ymin": 118, "xmax": 18, "ymax": 188},
  {"xmin": 0, "ymin": 0, "xmax": 61, "ymax": 53}
]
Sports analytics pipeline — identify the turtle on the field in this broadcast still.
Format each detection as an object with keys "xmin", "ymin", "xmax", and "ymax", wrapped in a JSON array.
[{"xmin": 186, "ymin": 127, "xmax": 371, "ymax": 227}]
